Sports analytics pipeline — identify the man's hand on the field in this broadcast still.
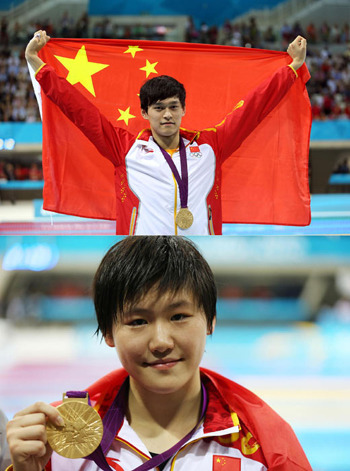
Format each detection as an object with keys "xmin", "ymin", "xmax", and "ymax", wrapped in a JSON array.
[
  {"xmin": 287, "ymin": 35, "xmax": 307, "ymax": 71},
  {"xmin": 6, "ymin": 402, "xmax": 64, "ymax": 471},
  {"xmin": 25, "ymin": 30, "xmax": 50, "ymax": 73}
]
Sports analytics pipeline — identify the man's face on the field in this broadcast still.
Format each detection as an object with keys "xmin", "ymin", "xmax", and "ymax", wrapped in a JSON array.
[
  {"xmin": 141, "ymin": 96, "xmax": 185, "ymax": 145},
  {"xmin": 105, "ymin": 287, "xmax": 210, "ymax": 397}
]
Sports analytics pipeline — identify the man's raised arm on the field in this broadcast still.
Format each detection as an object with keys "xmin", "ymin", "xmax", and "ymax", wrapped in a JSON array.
[
  {"xmin": 25, "ymin": 30, "xmax": 50, "ymax": 73},
  {"xmin": 287, "ymin": 35, "xmax": 307, "ymax": 71}
]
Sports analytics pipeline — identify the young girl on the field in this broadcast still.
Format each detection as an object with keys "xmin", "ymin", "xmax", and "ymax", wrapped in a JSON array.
[{"xmin": 6, "ymin": 237, "xmax": 312, "ymax": 470}]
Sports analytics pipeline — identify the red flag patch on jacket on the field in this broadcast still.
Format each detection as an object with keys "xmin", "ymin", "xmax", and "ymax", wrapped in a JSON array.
[
  {"xmin": 34, "ymin": 38, "xmax": 311, "ymax": 227},
  {"xmin": 213, "ymin": 455, "xmax": 241, "ymax": 470}
]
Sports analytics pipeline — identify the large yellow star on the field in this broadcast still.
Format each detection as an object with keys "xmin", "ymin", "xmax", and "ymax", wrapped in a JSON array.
[
  {"xmin": 140, "ymin": 60, "xmax": 158, "ymax": 78},
  {"xmin": 124, "ymin": 45, "xmax": 144, "ymax": 58},
  {"xmin": 54, "ymin": 45, "xmax": 109, "ymax": 97},
  {"xmin": 117, "ymin": 107, "xmax": 135, "ymax": 126}
]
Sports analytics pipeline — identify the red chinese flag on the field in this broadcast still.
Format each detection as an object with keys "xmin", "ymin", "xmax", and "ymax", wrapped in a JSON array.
[
  {"xmin": 36, "ymin": 39, "xmax": 311, "ymax": 226},
  {"xmin": 213, "ymin": 455, "xmax": 241, "ymax": 470}
]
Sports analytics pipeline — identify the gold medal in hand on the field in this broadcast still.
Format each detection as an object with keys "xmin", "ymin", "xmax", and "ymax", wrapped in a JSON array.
[{"xmin": 46, "ymin": 393, "xmax": 103, "ymax": 459}]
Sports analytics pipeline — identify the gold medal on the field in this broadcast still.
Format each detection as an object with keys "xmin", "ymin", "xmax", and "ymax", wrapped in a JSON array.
[
  {"xmin": 175, "ymin": 207, "xmax": 194, "ymax": 230},
  {"xmin": 46, "ymin": 393, "xmax": 103, "ymax": 459}
]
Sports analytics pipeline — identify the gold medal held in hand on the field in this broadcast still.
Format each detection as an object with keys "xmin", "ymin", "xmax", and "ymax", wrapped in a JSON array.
[
  {"xmin": 175, "ymin": 207, "xmax": 194, "ymax": 230},
  {"xmin": 46, "ymin": 393, "xmax": 103, "ymax": 459}
]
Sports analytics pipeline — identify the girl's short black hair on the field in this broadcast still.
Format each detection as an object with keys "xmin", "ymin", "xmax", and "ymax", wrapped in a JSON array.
[
  {"xmin": 93, "ymin": 236, "xmax": 216, "ymax": 336},
  {"xmin": 139, "ymin": 75, "xmax": 186, "ymax": 112}
]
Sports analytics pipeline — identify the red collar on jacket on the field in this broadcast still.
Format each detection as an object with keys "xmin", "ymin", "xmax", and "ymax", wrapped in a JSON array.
[
  {"xmin": 84, "ymin": 367, "xmax": 311, "ymax": 471},
  {"xmin": 136, "ymin": 128, "xmax": 199, "ymax": 145}
]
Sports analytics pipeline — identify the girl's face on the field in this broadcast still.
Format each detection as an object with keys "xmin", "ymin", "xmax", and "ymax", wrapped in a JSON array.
[{"xmin": 105, "ymin": 287, "xmax": 210, "ymax": 399}]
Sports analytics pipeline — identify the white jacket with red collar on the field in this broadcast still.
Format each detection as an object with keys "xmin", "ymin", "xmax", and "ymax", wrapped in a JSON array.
[{"xmin": 47, "ymin": 368, "xmax": 312, "ymax": 471}]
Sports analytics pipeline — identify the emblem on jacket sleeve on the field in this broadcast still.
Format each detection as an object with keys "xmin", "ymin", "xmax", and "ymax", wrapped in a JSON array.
[{"xmin": 141, "ymin": 145, "xmax": 154, "ymax": 155}]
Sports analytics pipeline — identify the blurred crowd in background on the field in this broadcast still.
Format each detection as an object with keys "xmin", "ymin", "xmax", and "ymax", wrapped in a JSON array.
[
  {"xmin": 1, "ymin": 11, "xmax": 349, "ymax": 47},
  {"xmin": 0, "ymin": 160, "xmax": 42, "ymax": 181}
]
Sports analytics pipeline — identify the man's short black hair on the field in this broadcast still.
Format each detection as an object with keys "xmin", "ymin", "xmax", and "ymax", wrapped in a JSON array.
[
  {"xmin": 93, "ymin": 236, "xmax": 216, "ymax": 336},
  {"xmin": 139, "ymin": 75, "xmax": 186, "ymax": 112}
]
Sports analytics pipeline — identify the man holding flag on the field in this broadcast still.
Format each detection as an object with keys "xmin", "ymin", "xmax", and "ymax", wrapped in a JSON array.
[{"xmin": 26, "ymin": 31, "xmax": 310, "ymax": 235}]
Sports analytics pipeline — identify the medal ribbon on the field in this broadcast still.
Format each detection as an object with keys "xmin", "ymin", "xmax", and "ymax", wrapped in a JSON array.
[
  {"xmin": 158, "ymin": 137, "xmax": 189, "ymax": 210},
  {"xmin": 67, "ymin": 380, "xmax": 207, "ymax": 471}
]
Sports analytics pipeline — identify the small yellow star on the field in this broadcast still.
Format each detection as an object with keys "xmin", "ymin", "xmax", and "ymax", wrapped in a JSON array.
[
  {"xmin": 55, "ymin": 45, "xmax": 109, "ymax": 97},
  {"xmin": 140, "ymin": 60, "xmax": 158, "ymax": 78},
  {"xmin": 124, "ymin": 45, "xmax": 144, "ymax": 58},
  {"xmin": 117, "ymin": 107, "xmax": 136, "ymax": 125}
]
